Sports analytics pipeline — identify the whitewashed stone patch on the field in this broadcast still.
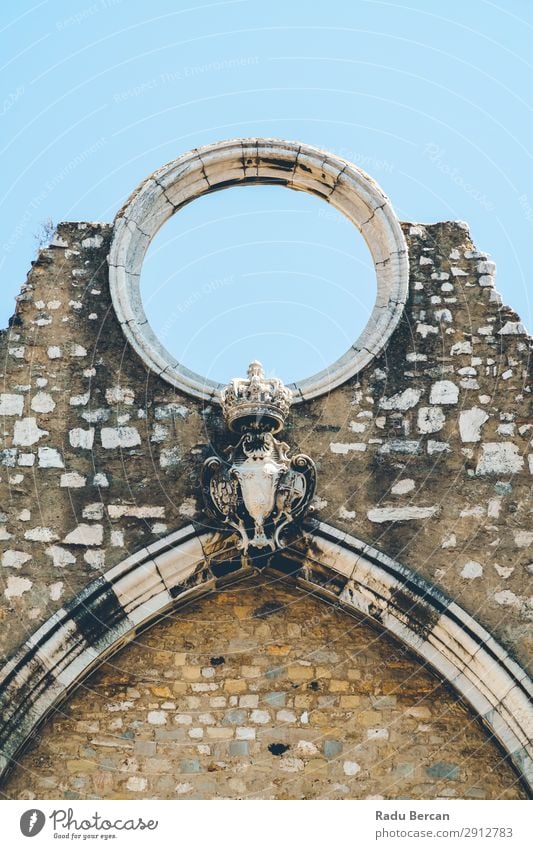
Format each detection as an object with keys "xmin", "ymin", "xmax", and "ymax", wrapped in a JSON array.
[
  {"xmin": 63, "ymin": 523, "xmax": 104, "ymax": 546},
  {"xmin": 459, "ymin": 407, "xmax": 489, "ymax": 443},
  {"xmin": 379, "ymin": 388, "xmax": 422, "ymax": 411},
  {"xmin": 110, "ymin": 530, "xmax": 124, "ymax": 547},
  {"xmin": 38, "ymin": 447, "xmax": 64, "ymax": 468},
  {"xmin": 429, "ymin": 381, "xmax": 459, "ymax": 405},
  {"xmin": 380, "ymin": 440, "xmax": 420, "ymax": 454},
  {"xmin": 81, "ymin": 235, "xmax": 103, "ymax": 248},
  {"xmin": 178, "ymin": 498, "xmax": 198, "ymax": 517},
  {"xmin": 147, "ymin": 711, "xmax": 167, "ymax": 725},
  {"xmin": 417, "ymin": 407, "xmax": 445, "ymax": 434},
  {"xmin": 250, "ymin": 710, "xmax": 270, "ymax": 724},
  {"xmin": 343, "ymin": 761, "xmax": 361, "ymax": 776},
  {"xmin": 498, "ymin": 321, "xmax": 527, "ymax": 336},
  {"xmin": 367, "ymin": 506, "xmax": 438, "ymax": 522},
  {"xmin": 46, "ymin": 546, "xmax": 76, "ymax": 568},
  {"xmin": 13, "ymin": 418, "xmax": 48, "ymax": 446},
  {"xmin": 160, "ymin": 447, "xmax": 181, "ymax": 468},
  {"xmin": 84, "ymin": 550, "xmax": 105, "ymax": 569},
  {"xmin": 0, "ymin": 394, "xmax": 24, "ymax": 416},
  {"xmin": 441, "ymin": 533, "xmax": 456, "ymax": 549},
  {"xmin": 514, "ymin": 531, "xmax": 533, "ymax": 548},
  {"xmin": 30, "ymin": 392, "xmax": 55, "ymax": 413},
  {"xmin": 70, "ymin": 344, "xmax": 87, "ymax": 357},
  {"xmin": 2, "ymin": 550, "xmax": 31, "ymax": 569},
  {"xmin": 69, "ymin": 392, "xmax": 90, "ymax": 406},
  {"xmin": 82, "ymin": 503, "xmax": 104, "ymax": 520},
  {"xmin": 450, "ymin": 341, "xmax": 472, "ymax": 355},
  {"xmin": 24, "ymin": 527, "xmax": 58, "ymax": 543},
  {"xmin": 427, "ymin": 441, "xmax": 450, "ymax": 454},
  {"xmin": 367, "ymin": 727, "xmax": 389, "ymax": 740},
  {"xmin": 460, "ymin": 561, "xmax": 483, "ymax": 579},
  {"xmin": 108, "ymin": 505, "xmax": 165, "ymax": 519},
  {"xmin": 82, "ymin": 408, "xmax": 110, "ymax": 423},
  {"xmin": 493, "ymin": 590, "xmax": 525, "ymax": 608},
  {"xmin": 476, "ymin": 443, "xmax": 524, "ymax": 475},
  {"xmin": 391, "ymin": 479, "xmax": 415, "ymax": 495},
  {"xmin": 416, "ymin": 323, "xmax": 438, "ymax": 338},
  {"xmin": 126, "ymin": 777, "xmax": 147, "ymax": 792},
  {"xmin": 105, "ymin": 386, "xmax": 135, "ymax": 406},
  {"xmin": 69, "ymin": 428, "xmax": 95, "ymax": 449},
  {"xmin": 60, "ymin": 471, "xmax": 86, "ymax": 487},
  {"xmin": 279, "ymin": 757, "xmax": 305, "ymax": 773},
  {"xmin": 150, "ymin": 423, "xmax": 168, "ymax": 443},
  {"xmin": 4, "ymin": 576, "xmax": 32, "ymax": 599},
  {"xmin": 101, "ymin": 427, "xmax": 141, "ymax": 449},
  {"xmin": 154, "ymin": 404, "xmax": 189, "ymax": 420},
  {"xmin": 48, "ymin": 581, "xmax": 64, "ymax": 601},
  {"xmin": 330, "ymin": 443, "xmax": 367, "ymax": 454}
]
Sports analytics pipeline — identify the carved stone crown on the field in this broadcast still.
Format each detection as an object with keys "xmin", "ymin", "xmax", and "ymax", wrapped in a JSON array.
[{"xmin": 220, "ymin": 361, "xmax": 293, "ymax": 433}]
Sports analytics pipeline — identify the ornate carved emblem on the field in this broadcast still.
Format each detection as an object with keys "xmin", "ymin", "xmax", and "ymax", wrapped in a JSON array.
[{"xmin": 202, "ymin": 362, "xmax": 316, "ymax": 554}]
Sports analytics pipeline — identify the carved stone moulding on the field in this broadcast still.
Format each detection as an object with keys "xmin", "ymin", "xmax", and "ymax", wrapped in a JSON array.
[{"xmin": 108, "ymin": 138, "xmax": 409, "ymax": 403}]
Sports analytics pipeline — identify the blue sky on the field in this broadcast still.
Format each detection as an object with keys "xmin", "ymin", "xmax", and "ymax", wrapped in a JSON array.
[{"xmin": 1, "ymin": 0, "xmax": 531, "ymax": 384}]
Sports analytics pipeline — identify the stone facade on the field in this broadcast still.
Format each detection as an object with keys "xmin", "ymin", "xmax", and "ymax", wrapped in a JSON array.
[
  {"xmin": 0, "ymin": 141, "xmax": 531, "ymax": 799},
  {"xmin": 2, "ymin": 575, "xmax": 525, "ymax": 800}
]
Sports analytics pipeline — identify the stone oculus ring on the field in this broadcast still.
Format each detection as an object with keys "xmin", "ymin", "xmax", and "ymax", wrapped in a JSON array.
[{"xmin": 108, "ymin": 138, "xmax": 409, "ymax": 402}]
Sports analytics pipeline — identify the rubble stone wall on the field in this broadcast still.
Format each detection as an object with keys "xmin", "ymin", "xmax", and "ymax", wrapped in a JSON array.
[
  {"xmin": 0, "ymin": 207, "xmax": 531, "ymax": 799},
  {"xmin": 2, "ymin": 575, "xmax": 525, "ymax": 800}
]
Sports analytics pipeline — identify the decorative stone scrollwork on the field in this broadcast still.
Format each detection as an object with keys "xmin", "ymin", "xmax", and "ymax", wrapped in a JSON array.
[{"xmin": 202, "ymin": 362, "xmax": 316, "ymax": 554}]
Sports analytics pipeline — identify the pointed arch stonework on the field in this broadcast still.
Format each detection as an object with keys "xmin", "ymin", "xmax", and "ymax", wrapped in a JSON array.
[{"xmin": 0, "ymin": 522, "xmax": 530, "ymax": 793}]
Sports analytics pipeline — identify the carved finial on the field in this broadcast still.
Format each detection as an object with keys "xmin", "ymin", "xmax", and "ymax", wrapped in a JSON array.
[{"xmin": 220, "ymin": 361, "xmax": 293, "ymax": 433}]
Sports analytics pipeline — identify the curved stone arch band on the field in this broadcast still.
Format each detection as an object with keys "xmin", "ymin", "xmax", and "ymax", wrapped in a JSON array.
[
  {"xmin": 109, "ymin": 138, "xmax": 409, "ymax": 402},
  {"xmin": 0, "ymin": 522, "xmax": 531, "ymax": 792}
]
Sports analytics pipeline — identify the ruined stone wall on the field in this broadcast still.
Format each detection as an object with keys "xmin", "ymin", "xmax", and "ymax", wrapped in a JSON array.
[
  {"xmin": 2, "ymin": 575, "xmax": 525, "ymax": 800},
  {"xmin": 0, "ymin": 215, "xmax": 531, "ymax": 799}
]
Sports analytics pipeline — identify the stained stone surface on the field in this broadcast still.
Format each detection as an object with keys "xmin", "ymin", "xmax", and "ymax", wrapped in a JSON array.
[
  {"xmin": 0, "ymin": 212, "xmax": 531, "ymax": 799},
  {"xmin": 2, "ymin": 575, "xmax": 525, "ymax": 800}
]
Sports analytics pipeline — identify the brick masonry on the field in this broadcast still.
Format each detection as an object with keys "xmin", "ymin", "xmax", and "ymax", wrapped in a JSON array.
[
  {"xmin": 0, "ymin": 211, "xmax": 531, "ymax": 799},
  {"xmin": 2, "ymin": 575, "xmax": 525, "ymax": 800}
]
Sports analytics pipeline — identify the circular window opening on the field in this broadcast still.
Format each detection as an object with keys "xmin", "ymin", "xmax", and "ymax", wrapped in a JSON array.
[
  {"xmin": 109, "ymin": 139, "xmax": 409, "ymax": 402},
  {"xmin": 140, "ymin": 185, "xmax": 377, "ymax": 386}
]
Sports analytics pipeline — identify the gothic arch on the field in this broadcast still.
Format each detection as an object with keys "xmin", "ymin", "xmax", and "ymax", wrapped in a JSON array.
[
  {"xmin": 0, "ymin": 523, "xmax": 530, "ymax": 794},
  {"xmin": 108, "ymin": 138, "xmax": 409, "ymax": 402}
]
